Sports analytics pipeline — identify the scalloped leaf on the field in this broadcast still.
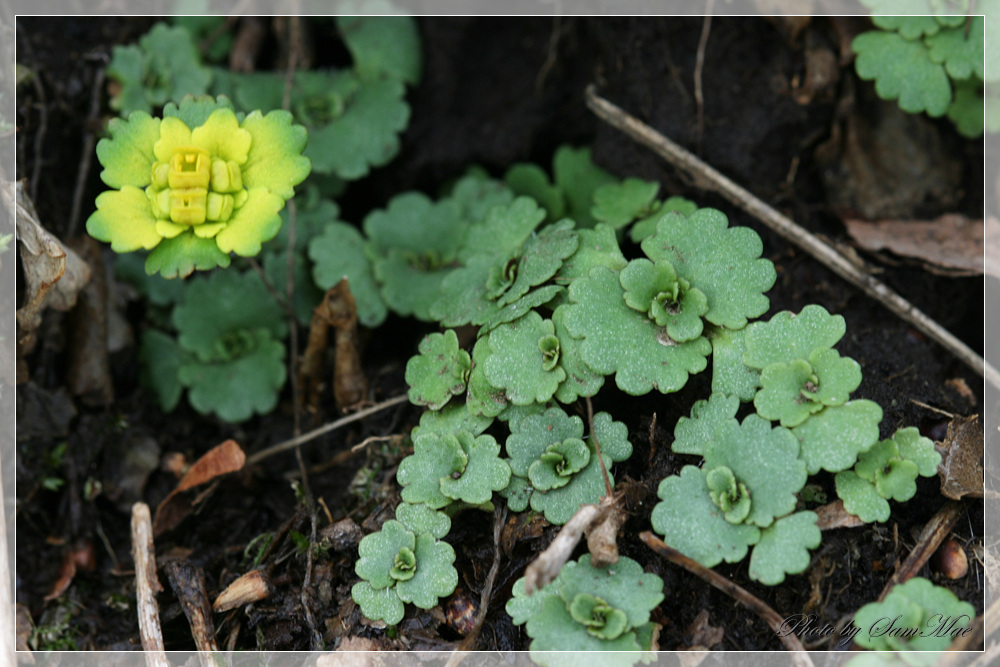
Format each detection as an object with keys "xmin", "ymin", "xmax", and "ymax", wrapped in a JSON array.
[
  {"xmin": 483, "ymin": 312, "xmax": 566, "ymax": 405},
  {"xmin": 173, "ymin": 269, "xmax": 287, "ymax": 362},
  {"xmin": 748, "ymin": 511, "xmax": 821, "ymax": 585},
  {"xmin": 552, "ymin": 145, "xmax": 616, "ymax": 229},
  {"xmin": 853, "ymin": 30, "xmax": 951, "ymax": 117},
  {"xmin": 562, "ymin": 266, "xmax": 710, "ymax": 396},
  {"xmin": 803, "ymin": 348, "xmax": 862, "ymax": 406},
  {"xmin": 853, "ymin": 577, "xmax": 975, "ymax": 651},
  {"xmin": 552, "ymin": 304, "xmax": 605, "ymax": 403},
  {"xmin": 409, "ymin": 404, "xmax": 493, "ymax": 441},
  {"xmin": 705, "ymin": 414, "xmax": 807, "ymax": 528},
  {"xmin": 459, "ymin": 196, "xmax": 546, "ymax": 263},
  {"xmin": 351, "ymin": 581, "xmax": 405, "ymax": 625},
  {"xmin": 526, "ymin": 594, "xmax": 644, "ymax": 661},
  {"xmin": 792, "ymin": 400, "xmax": 883, "ymax": 474},
  {"xmin": 671, "ymin": 393, "xmax": 740, "ymax": 456},
  {"xmin": 507, "ymin": 407, "xmax": 586, "ymax": 477},
  {"xmin": 395, "ymin": 503, "xmax": 452, "ymax": 539},
  {"xmin": 892, "ymin": 426, "xmax": 941, "ymax": 477},
  {"xmin": 397, "ymin": 433, "xmax": 469, "ymax": 509},
  {"xmin": 355, "ymin": 519, "xmax": 415, "ymax": 590},
  {"xmin": 336, "ymin": 15, "xmax": 422, "ymax": 85},
  {"xmin": 620, "ymin": 257, "xmax": 708, "ymax": 342},
  {"xmin": 177, "ymin": 327, "xmax": 286, "ymax": 423},
  {"xmin": 555, "ymin": 223, "xmax": 628, "ymax": 284},
  {"xmin": 495, "ymin": 219, "xmax": 579, "ymax": 308},
  {"xmin": 754, "ymin": 359, "xmax": 825, "ymax": 428},
  {"xmin": 743, "ymin": 304, "xmax": 847, "ymax": 369},
  {"xmin": 144, "ymin": 231, "xmax": 231, "ymax": 279},
  {"xmin": 405, "ymin": 330, "xmax": 472, "ymax": 410},
  {"xmin": 393, "ymin": 532, "xmax": 458, "ymax": 609},
  {"xmin": 948, "ymin": 78, "xmax": 985, "ymax": 138},
  {"xmin": 558, "ymin": 555, "xmax": 664, "ymax": 630},
  {"xmin": 438, "ymin": 432, "xmax": 511, "ymax": 505},
  {"xmin": 504, "ymin": 163, "xmax": 566, "ymax": 222},
  {"xmin": 591, "ymin": 178, "xmax": 660, "ymax": 229},
  {"xmin": 870, "ymin": 13, "xmax": 943, "ymax": 39},
  {"xmin": 835, "ymin": 470, "xmax": 891, "ymax": 523},
  {"xmin": 651, "ymin": 465, "xmax": 761, "ymax": 568},
  {"xmin": 925, "ymin": 18, "xmax": 984, "ymax": 80},
  {"xmin": 708, "ymin": 326, "xmax": 761, "ymax": 402},
  {"xmin": 480, "ymin": 285, "xmax": 565, "ymax": 334},
  {"xmin": 506, "ymin": 575, "xmax": 560, "ymax": 626},
  {"xmin": 629, "ymin": 195, "xmax": 699, "ymax": 244},
  {"xmin": 308, "ymin": 221, "xmax": 387, "ymax": 328},
  {"xmin": 465, "ymin": 335, "xmax": 508, "ymax": 418},
  {"xmin": 641, "ymin": 208, "xmax": 775, "ymax": 330},
  {"xmin": 139, "ymin": 329, "xmax": 185, "ymax": 412}
]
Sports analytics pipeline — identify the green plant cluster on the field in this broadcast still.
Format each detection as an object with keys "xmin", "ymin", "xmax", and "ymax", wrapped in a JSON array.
[
  {"xmin": 852, "ymin": 577, "xmax": 974, "ymax": 652},
  {"xmin": 853, "ymin": 3, "xmax": 988, "ymax": 136}
]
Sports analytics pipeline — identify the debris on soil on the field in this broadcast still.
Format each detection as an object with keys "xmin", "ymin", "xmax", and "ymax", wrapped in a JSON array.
[
  {"xmin": 843, "ymin": 214, "xmax": 984, "ymax": 277},
  {"xmin": 936, "ymin": 414, "xmax": 985, "ymax": 501}
]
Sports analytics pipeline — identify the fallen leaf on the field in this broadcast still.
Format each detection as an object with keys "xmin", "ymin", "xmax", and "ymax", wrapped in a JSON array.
[
  {"xmin": 684, "ymin": 608, "xmax": 724, "ymax": 649},
  {"xmin": 815, "ymin": 499, "xmax": 867, "ymax": 530},
  {"xmin": 585, "ymin": 503, "xmax": 625, "ymax": 568},
  {"xmin": 937, "ymin": 415, "xmax": 984, "ymax": 500},
  {"xmin": 153, "ymin": 440, "xmax": 246, "ymax": 536},
  {"xmin": 500, "ymin": 511, "xmax": 549, "ymax": 558},
  {"xmin": 11, "ymin": 181, "xmax": 91, "ymax": 354},
  {"xmin": 213, "ymin": 569, "xmax": 270, "ymax": 612},
  {"xmin": 844, "ymin": 214, "xmax": 984, "ymax": 277}
]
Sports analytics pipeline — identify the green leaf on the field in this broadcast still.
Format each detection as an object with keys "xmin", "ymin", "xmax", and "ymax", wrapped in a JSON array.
[
  {"xmin": 351, "ymin": 581, "xmax": 405, "ymax": 625},
  {"xmin": 707, "ymin": 326, "xmax": 760, "ymax": 402},
  {"xmin": 526, "ymin": 594, "xmax": 644, "ymax": 660},
  {"xmin": 405, "ymin": 330, "xmax": 472, "ymax": 410},
  {"xmin": 671, "ymin": 393, "xmax": 740, "ymax": 456},
  {"xmin": 500, "ymin": 473, "xmax": 533, "ymax": 512},
  {"xmin": 557, "ymin": 555, "xmax": 664, "ymax": 630},
  {"xmin": 504, "ymin": 163, "xmax": 566, "ymax": 221},
  {"xmin": 395, "ymin": 502, "xmax": 452, "ymax": 539},
  {"xmin": 748, "ymin": 511, "xmax": 821, "ymax": 585},
  {"xmin": 551, "ymin": 305, "xmax": 605, "ymax": 403},
  {"xmin": 479, "ymin": 285, "xmax": 565, "ymax": 334},
  {"xmin": 173, "ymin": 269, "xmax": 287, "ymax": 362},
  {"xmin": 465, "ymin": 336, "xmax": 508, "ymax": 418},
  {"xmin": 562, "ymin": 266, "xmax": 711, "ymax": 396},
  {"xmin": 143, "ymin": 231, "xmax": 232, "ymax": 278},
  {"xmin": 507, "ymin": 407, "xmax": 586, "ymax": 478},
  {"xmin": 925, "ymin": 18, "xmax": 984, "ymax": 80},
  {"xmin": 892, "ymin": 426, "xmax": 941, "ymax": 477},
  {"xmin": 755, "ymin": 359, "xmax": 826, "ymax": 428},
  {"xmin": 458, "ymin": 196, "xmax": 547, "ymax": 263},
  {"xmin": 438, "ymin": 432, "xmax": 511, "ymax": 505},
  {"xmin": 447, "ymin": 171, "xmax": 516, "ymax": 224},
  {"xmin": 115, "ymin": 253, "xmax": 185, "ymax": 307},
  {"xmin": 139, "ymin": 330, "xmax": 185, "ymax": 412},
  {"xmin": 803, "ymin": 348, "xmax": 862, "ymax": 406},
  {"xmin": 483, "ymin": 312, "xmax": 566, "ymax": 405},
  {"xmin": 651, "ymin": 465, "xmax": 761, "ymax": 568},
  {"xmin": 177, "ymin": 328, "xmax": 286, "ymax": 422},
  {"xmin": 743, "ymin": 304, "xmax": 847, "ymax": 369},
  {"xmin": 871, "ymin": 14, "xmax": 944, "ymax": 39},
  {"xmin": 355, "ymin": 519, "xmax": 415, "ymax": 590},
  {"xmin": 853, "ymin": 30, "xmax": 952, "ymax": 116},
  {"xmin": 239, "ymin": 109, "xmax": 311, "ymax": 201},
  {"xmin": 620, "ymin": 257, "xmax": 708, "ymax": 342},
  {"xmin": 552, "ymin": 146, "xmax": 616, "ymax": 228},
  {"xmin": 792, "ymin": 400, "xmax": 884, "ymax": 474},
  {"xmin": 506, "ymin": 575, "xmax": 560, "ymax": 625},
  {"xmin": 393, "ymin": 533, "xmax": 458, "ymax": 609},
  {"xmin": 835, "ymin": 470, "xmax": 891, "ymax": 523},
  {"xmin": 853, "ymin": 577, "xmax": 975, "ymax": 651},
  {"xmin": 96, "ymin": 112, "xmax": 161, "ymax": 189},
  {"xmin": 336, "ymin": 15, "xmax": 422, "ymax": 85},
  {"xmin": 494, "ymin": 219, "xmax": 578, "ymax": 308},
  {"xmin": 641, "ymin": 208, "xmax": 775, "ymax": 330},
  {"xmin": 947, "ymin": 77, "xmax": 984, "ymax": 138},
  {"xmin": 409, "ymin": 404, "xmax": 494, "ymax": 441},
  {"xmin": 397, "ymin": 432, "xmax": 469, "ymax": 509},
  {"xmin": 591, "ymin": 178, "xmax": 660, "ymax": 229},
  {"xmin": 704, "ymin": 415, "xmax": 807, "ymax": 528},
  {"xmin": 629, "ymin": 195, "xmax": 698, "ymax": 244},
  {"xmin": 309, "ymin": 221, "xmax": 387, "ymax": 328},
  {"xmin": 555, "ymin": 223, "xmax": 628, "ymax": 284},
  {"xmin": 161, "ymin": 93, "xmax": 237, "ymax": 128},
  {"xmin": 262, "ymin": 250, "xmax": 324, "ymax": 328}
]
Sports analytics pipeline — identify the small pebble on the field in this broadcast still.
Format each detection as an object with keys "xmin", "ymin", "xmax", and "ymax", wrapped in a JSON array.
[{"xmin": 931, "ymin": 539, "xmax": 969, "ymax": 579}]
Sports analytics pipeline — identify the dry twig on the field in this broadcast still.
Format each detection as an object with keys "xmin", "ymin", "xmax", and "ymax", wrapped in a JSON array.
[
  {"xmin": 584, "ymin": 85, "xmax": 997, "ymax": 389},
  {"xmin": 640, "ymin": 531, "xmax": 814, "ymax": 667},
  {"xmin": 130, "ymin": 503, "xmax": 168, "ymax": 667},
  {"xmin": 877, "ymin": 500, "xmax": 966, "ymax": 601}
]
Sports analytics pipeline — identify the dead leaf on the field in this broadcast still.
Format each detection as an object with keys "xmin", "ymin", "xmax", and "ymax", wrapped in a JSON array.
[
  {"xmin": 843, "ymin": 214, "xmax": 984, "ymax": 277},
  {"xmin": 213, "ymin": 569, "xmax": 270, "ymax": 612},
  {"xmin": 793, "ymin": 28, "xmax": 839, "ymax": 106},
  {"xmin": 500, "ymin": 512, "xmax": 549, "ymax": 558},
  {"xmin": 937, "ymin": 415, "xmax": 984, "ymax": 500},
  {"xmin": 153, "ymin": 440, "xmax": 246, "ymax": 536},
  {"xmin": 815, "ymin": 499, "xmax": 867, "ymax": 530},
  {"xmin": 684, "ymin": 609, "xmax": 724, "ymax": 649},
  {"xmin": 42, "ymin": 541, "xmax": 94, "ymax": 602},
  {"xmin": 11, "ymin": 181, "xmax": 91, "ymax": 354},
  {"xmin": 585, "ymin": 503, "xmax": 625, "ymax": 568}
]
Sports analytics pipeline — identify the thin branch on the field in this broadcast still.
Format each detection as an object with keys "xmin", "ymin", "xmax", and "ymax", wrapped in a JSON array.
[
  {"xmin": 584, "ymin": 84, "xmax": 997, "ymax": 389},
  {"xmin": 246, "ymin": 394, "xmax": 410, "ymax": 466},
  {"xmin": 693, "ymin": 0, "xmax": 713, "ymax": 152},
  {"xmin": 585, "ymin": 396, "xmax": 614, "ymax": 498},
  {"xmin": 130, "ymin": 503, "xmax": 169, "ymax": 667},
  {"xmin": 878, "ymin": 500, "xmax": 966, "ymax": 602},
  {"xmin": 640, "ymin": 531, "xmax": 814, "ymax": 667}
]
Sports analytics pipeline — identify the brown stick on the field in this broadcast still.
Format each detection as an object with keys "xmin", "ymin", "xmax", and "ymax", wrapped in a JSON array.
[
  {"xmin": 878, "ymin": 500, "xmax": 966, "ymax": 601},
  {"xmin": 162, "ymin": 560, "xmax": 219, "ymax": 654},
  {"xmin": 640, "ymin": 531, "xmax": 814, "ymax": 666},
  {"xmin": 584, "ymin": 85, "xmax": 997, "ymax": 389},
  {"xmin": 131, "ymin": 503, "xmax": 169, "ymax": 667}
]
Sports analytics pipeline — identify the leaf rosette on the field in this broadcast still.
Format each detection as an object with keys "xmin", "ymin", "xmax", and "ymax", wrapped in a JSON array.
[{"xmin": 87, "ymin": 95, "xmax": 311, "ymax": 278}]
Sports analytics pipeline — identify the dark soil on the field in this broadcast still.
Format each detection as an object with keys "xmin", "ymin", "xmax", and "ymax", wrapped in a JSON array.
[{"xmin": 13, "ymin": 15, "xmax": 986, "ymax": 653}]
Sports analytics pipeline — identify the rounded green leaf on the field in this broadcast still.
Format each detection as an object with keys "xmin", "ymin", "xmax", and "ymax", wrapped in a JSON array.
[
  {"xmin": 891, "ymin": 426, "xmax": 942, "ymax": 477},
  {"xmin": 96, "ymin": 113, "xmax": 161, "ymax": 188},
  {"xmin": 409, "ymin": 404, "xmax": 494, "ymax": 441},
  {"xmin": 552, "ymin": 145, "xmax": 616, "ymax": 229},
  {"xmin": 853, "ymin": 577, "xmax": 975, "ymax": 651},
  {"xmin": 393, "ymin": 533, "xmax": 458, "ymax": 609},
  {"xmin": 925, "ymin": 18, "xmax": 984, "ymax": 80},
  {"xmin": 355, "ymin": 519, "xmax": 416, "ymax": 590},
  {"xmin": 351, "ymin": 580, "xmax": 405, "ymax": 625},
  {"xmin": 143, "ymin": 231, "xmax": 232, "ymax": 278},
  {"xmin": 397, "ymin": 432, "xmax": 469, "ymax": 509},
  {"xmin": 504, "ymin": 163, "xmax": 566, "ymax": 222},
  {"xmin": 641, "ymin": 208, "xmax": 775, "ymax": 330},
  {"xmin": 405, "ymin": 330, "xmax": 472, "ymax": 410},
  {"xmin": 87, "ymin": 186, "xmax": 163, "ymax": 253},
  {"xmin": 483, "ymin": 312, "xmax": 566, "ymax": 405},
  {"xmin": 177, "ymin": 328, "xmax": 286, "ymax": 422},
  {"xmin": 395, "ymin": 503, "xmax": 451, "ymax": 539},
  {"xmin": 803, "ymin": 348, "xmax": 862, "ymax": 407},
  {"xmin": 562, "ymin": 266, "xmax": 710, "ymax": 396},
  {"xmin": 438, "ymin": 432, "xmax": 511, "ymax": 505},
  {"xmin": 707, "ymin": 326, "xmax": 761, "ymax": 402},
  {"xmin": 591, "ymin": 178, "xmax": 660, "ymax": 229},
  {"xmin": 835, "ymin": 470, "xmax": 890, "ymax": 523},
  {"xmin": 671, "ymin": 392, "xmax": 740, "ymax": 456},
  {"xmin": 853, "ymin": 30, "xmax": 952, "ymax": 116},
  {"xmin": 558, "ymin": 555, "xmax": 664, "ymax": 630},
  {"xmin": 743, "ymin": 304, "xmax": 847, "ymax": 370},
  {"xmin": 551, "ymin": 305, "xmax": 605, "ymax": 403},
  {"xmin": 525, "ymin": 593, "xmax": 643, "ymax": 659},
  {"xmin": 555, "ymin": 223, "xmax": 628, "ymax": 284},
  {"xmin": 748, "ymin": 511, "xmax": 821, "ymax": 585},
  {"xmin": 465, "ymin": 335, "xmax": 508, "ymax": 418},
  {"xmin": 651, "ymin": 465, "xmax": 761, "ymax": 568},
  {"xmin": 754, "ymin": 359, "xmax": 824, "ymax": 428},
  {"xmin": 793, "ymin": 400, "xmax": 883, "ymax": 474},
  {"xmin": 336, "ymin": 14, "xmax": 422, "ymax": 85},
  {"xmin": 309, "ymin": 221, "xmax": 387, "ymax": 328}
]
